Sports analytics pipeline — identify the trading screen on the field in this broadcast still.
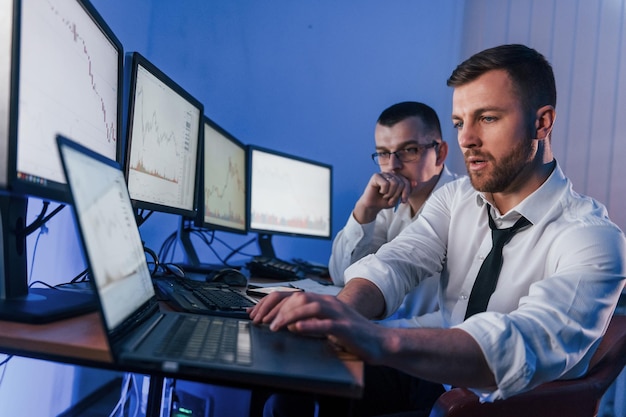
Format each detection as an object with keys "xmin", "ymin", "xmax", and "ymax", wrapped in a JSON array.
[
  {"xmin": 16, "ymin": 0, "xmax": 119, "ymax": 185},
  {"xmin": 126, "ymin": 62, "xmax": 200, "ymax": 212}
]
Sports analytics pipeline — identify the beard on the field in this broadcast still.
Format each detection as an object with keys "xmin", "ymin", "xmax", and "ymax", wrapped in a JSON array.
[{"xmin": 465, "ymin": 136, "xmax": 535, "ymax": 193}]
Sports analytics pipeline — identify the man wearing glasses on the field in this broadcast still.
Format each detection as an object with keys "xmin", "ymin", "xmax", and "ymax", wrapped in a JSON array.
[{"xmin": 329, "ymin": 101, "xmax": 459, "ymax": 319}]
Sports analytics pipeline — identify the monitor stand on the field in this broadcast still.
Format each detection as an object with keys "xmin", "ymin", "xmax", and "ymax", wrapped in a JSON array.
[
  {"xmin": 256, "ymin": 233, "xmax": 277, "ymax": 259},
  {"xmin": 0, "ymin": 288, "xmax": 97, "ymax": 324},
  {"xmin": 176, "ymin": 217, "xmax": 228, "ymax": 274},
  {"xmin": 0, "ymin": 195, "xmax": 97, "ymax": 324}
]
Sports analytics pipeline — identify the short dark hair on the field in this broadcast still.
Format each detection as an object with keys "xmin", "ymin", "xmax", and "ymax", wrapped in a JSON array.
[
  {"xmin": 377, "ymin": 101, "xmax": 442, "ymax": 139},
  {"xmin": 446, "ymin": 44, "xmax": 557, "ymax": 113}
]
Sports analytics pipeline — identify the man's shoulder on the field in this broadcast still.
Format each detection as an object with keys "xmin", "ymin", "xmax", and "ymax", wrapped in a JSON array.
[
  {"xmin": 428, "ymin": 175, "xmax": 481, "ymax": 216},
  {"xmin": 439, "ymin": 165, "xmax": 464, "ymax": 184},
  {"xmin": 434, "ymin": 166, "xmax": 468, "ymax": 196},
  {"xmin": 437, "ymin": 173, "xmax": 473, "ymax": 196}
]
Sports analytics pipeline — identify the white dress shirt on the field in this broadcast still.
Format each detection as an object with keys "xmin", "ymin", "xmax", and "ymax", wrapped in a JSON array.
[
  {"xmin": 329, "ymin": 166, "xmax": 460, "ymax": 317},
  {"xmin": 344, "ymin": 162, "xmax": 626, "ymax": 401}
]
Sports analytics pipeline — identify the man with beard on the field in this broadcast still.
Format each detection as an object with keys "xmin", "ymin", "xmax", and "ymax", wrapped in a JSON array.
[{"xmin": 249, "ymin": 44, "xmax": 626, "ymax": 416}]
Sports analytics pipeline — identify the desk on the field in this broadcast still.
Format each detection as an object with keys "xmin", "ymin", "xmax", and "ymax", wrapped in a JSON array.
[
  {"xmin": 0, "ymin": 311, "xmax": 110, "ymax": 364},
  {"xmin": 0, "ymin": 306, "xmax": 363, "ymax": 414}
]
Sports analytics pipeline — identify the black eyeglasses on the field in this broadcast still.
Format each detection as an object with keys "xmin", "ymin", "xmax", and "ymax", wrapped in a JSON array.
[{"xmin": 371, "ymin": 142, "xmax": 439, "ymax": 166}]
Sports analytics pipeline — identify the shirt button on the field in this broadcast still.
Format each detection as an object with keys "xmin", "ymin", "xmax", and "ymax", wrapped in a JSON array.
[{"xmin": 460, "ymin": 293, "xmax": 468, "ymax": 300}]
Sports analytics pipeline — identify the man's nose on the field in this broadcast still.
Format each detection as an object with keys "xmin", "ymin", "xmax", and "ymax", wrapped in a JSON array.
[
  {"xmin": 458, "ymin": 124, "xmax": 480, "ymax": 149},
  {"xmin": 389, "ymin": 152, "xmax": 403, "ymax": 169}
]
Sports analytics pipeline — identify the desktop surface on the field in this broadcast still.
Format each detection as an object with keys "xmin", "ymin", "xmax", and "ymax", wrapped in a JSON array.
[{"xmin": 0, "ymin": 303, "xmax": 363, "ymax": 399}]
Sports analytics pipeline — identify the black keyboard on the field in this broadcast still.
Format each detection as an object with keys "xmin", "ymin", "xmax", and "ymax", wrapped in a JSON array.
[
  {"xmin": 193, "ymin": 285, "xmax": 256, "ymax": 310},
  {"xmin": 246, "ymin": 256, "xmax": 306, "ymax": 281},
  {"xmin": 154, "ymin": 277, "xmax": 256, "ymax": 319}
]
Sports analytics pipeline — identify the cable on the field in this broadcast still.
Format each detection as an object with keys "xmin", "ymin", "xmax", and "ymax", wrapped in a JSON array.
[
  {"xmin": 28, "ymin": 226, "xmax": 47, "ymax": 285},
  {"xmin": 108, "ymin": 373, "xmax": 132, "ymax": 417},
  {"xmin": 0, "ymin": 355, "xmax": 13, "ymax": 389},
  {"xmin": 144, "ymin": 244, "xmax": 160, "ymax": 277},
  {"xmin": 21, "ymin": 202, "xmax": 65, "ymax": 237},
  {"xmin": 174, "ymin": 221, "xmax": 258, "ymax": 266},
  {"xmin": 28, "ymin": 280, "xmax": 57, "ymax": 289},
  {"xmin": 157, "ymin": 230, "xmax": 179, "ymax": 264},
  {"xmin": 128, "ymin": 374, "xmax": 141, "ymax": 417},
  {"xmin": 222, "ymin": 236, "xmax": 257, "ymax": 264},
  {"xmin": 19, "ymin": 200, "xmax": 48, "ymax": 238},
  {"xmin": 0, "ymin": 355, "xmax": 13, "ymax": 367},
  {"xmin": 23, "ymin": 201, "xmax": 74, "ymax": 287},
  {"xmin": 135, "ymin": 209, "xmax": 154, "ymax": 227},
  {"xmin": 69, "ymin": 268, "xmax": 90, "ymax": 283}
]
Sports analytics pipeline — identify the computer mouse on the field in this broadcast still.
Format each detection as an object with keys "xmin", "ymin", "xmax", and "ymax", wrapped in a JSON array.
[
  {"xmin": 162, "ymin": 263, "xmax": 185, "ymax": 278},
  {"xmin": 207, "ymin": 268, "xmax": 248, "ymax": 287}
]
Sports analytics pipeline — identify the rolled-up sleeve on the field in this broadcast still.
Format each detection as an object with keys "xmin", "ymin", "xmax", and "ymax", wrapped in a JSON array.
[{"xmin": 456, "ymin": 222, "xmax": 626, "ymax": 401}]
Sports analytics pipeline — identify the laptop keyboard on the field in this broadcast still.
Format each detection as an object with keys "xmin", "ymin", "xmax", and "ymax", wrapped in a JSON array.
[{"xmin": 155, "ymin": 315, "xmax": 252, "ymax": 365}]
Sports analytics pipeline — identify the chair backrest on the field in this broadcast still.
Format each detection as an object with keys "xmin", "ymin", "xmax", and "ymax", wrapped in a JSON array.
[{"xmin": 429, "ymin": 314, "xmax": 626, "ymax": 417}]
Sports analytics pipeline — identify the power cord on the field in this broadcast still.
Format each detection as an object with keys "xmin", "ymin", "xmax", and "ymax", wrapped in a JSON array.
[
  {"xmin": 28, "ymin": 224, "xmax": 48, "ymax": 286},
  {"xmin": 0, "ymin": 355, "xmax": 13, "ymax": 389},
  {"xmin": 162, "ymin": 219, "xmax": 258, "ymax": 267},
  {"xmin": 25, "ymin": 200, "xmax": 90, "ymax": 289},
  {"xmin": 134, "ymin": 209, "xmax": 153, "ymax": 228},
  {"xmin": 108, "ymin": 373, "xmax": 141, "ymax": 417},
  {"xmin": 19, "ymin": 201, "xmax": 65, "ymax": 238}
]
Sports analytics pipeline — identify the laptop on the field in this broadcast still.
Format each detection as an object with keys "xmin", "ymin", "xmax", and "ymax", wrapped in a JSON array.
[{"xmin": 56, "ymin": 135, "xmax": 361, "ymax": 398}]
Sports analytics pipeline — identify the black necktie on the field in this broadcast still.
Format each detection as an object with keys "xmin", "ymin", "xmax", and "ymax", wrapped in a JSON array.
[{"xmin": 465, "ymin": 207, "xmax": 530, "ymax": 319}]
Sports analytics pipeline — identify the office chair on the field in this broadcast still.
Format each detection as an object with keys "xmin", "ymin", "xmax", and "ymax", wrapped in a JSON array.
[{"xmin": 429, "ymin": 313, "xmax": 626, "ymax": 417}]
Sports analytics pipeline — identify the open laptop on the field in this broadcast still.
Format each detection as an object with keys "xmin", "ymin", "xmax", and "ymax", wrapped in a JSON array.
[{"xmin": 56, "ymin": 135, "xmax": 361, "ymax": 398}]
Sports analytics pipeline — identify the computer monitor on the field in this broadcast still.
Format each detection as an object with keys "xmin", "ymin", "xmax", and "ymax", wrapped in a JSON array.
[
  {"xmin": 124, "ymin": 52, "xmax": 203, "ymax": 223},
  {"xmin": 0, "ymin": 0, "xmax": 123, "ymax": 322},
  {"xmin": 247, "ymin": 146, "xmax": 332, "ymax": 259},
  {"xmin": 178, "ymin": 117, "xmax": 248, "ymax": 270},
  {"xmin": 197, "ymin": 117, "xmax": 247, "ymax": 234}
]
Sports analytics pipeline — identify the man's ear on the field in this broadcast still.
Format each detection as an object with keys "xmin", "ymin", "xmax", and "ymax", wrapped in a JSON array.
[
  {"xmin": 535, "ymin": 105, "xmax": 556, "ymax": 140},
  {"xmin": 436, "ymin": 141, "xmax": 448, "ymax": 166}
]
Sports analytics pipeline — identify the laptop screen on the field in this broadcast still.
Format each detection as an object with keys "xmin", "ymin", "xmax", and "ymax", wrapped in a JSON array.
[{"xmin": 58, "ymin": 137, "xmax": 155, "ymax": 330}]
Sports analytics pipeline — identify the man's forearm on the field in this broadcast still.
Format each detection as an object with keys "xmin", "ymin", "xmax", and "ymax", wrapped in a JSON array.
[
  {"xmin": 379, "ymin": 327, "xmax": 496, "ymax": 388},
  {"xmin": 337, "ymin": 278, "xmax": 386, "ymax": 319}
]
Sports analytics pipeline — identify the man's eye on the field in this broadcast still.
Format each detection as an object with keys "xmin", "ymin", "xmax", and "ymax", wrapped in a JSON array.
[
  {"xmin": 482, "ymin": 116, "xmax": 497, "ymax": 123},
  {"xmin": 404, "ymin": 148, "xmax": 419, "ymax": 155},
  {"xmin": 378, "ymin": 152, "xmax": 391, "ymax": 158},
  {"xmin": 453, "ymin": 121, "xmax": 463, "ymax": 129}
]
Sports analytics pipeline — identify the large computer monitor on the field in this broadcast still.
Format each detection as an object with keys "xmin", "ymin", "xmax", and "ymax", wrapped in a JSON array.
[
  {"xmin": 124, "ymin": 52, "xmax": 203, "ymax": 223},
  {"xmin": 178, "ymin": 117, "xmax": 248, "ymax": 269},
  {"xmin": 247, "ymin": 146, "xmax": 332, "ymax": 259},
  {"xmin": 0, "ymin": 0, "xmax": 123, "ymax": 322}
]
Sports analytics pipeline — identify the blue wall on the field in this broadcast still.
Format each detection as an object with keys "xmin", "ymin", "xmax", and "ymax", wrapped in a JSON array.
[{"xmin": 89, "ymin": 0, "xmax": 465, "ymax": 265}]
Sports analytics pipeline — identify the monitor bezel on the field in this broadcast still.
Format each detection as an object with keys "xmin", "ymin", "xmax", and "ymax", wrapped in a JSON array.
[
  {"xmin": 246, "ymin": 144, "xmax": 333, "ymax": 241},
  {"xmin": 124, "ymin": 51, "xmax": 203, "ymax": 219},
  {"xmin": 5, "ymin": 0, "xmax": 124, "ymax": 204},
  {"xmin": 194, "ymin": 115, "xmax": 248, "ymax": 235}
]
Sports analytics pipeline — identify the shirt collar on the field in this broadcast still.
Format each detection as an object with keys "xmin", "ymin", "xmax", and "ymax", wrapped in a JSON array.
[{"xmin": 474, "ymin": 160, "xmax": 567, "ymax": 226}]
